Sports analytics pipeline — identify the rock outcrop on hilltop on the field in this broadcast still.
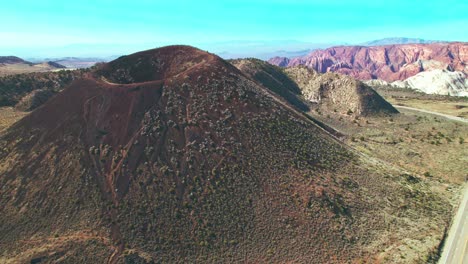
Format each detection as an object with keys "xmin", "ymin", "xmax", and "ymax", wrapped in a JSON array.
[
  {"xmin": 268, "ymin": 56, "xmax": 290, "ymax": 67},
  {"xmin": 231, "ymin": 59, "xmax": 397, "ymax": 117},
  {"xmin": 392, "ymin": 69, "xmax": 468, "ymax": 96},
  {"xmin": 269, "ymin": 42, "xmax": 468, "ymax": 82},
  {"xmin": 285, "ymin": 66, "xmax": 398, "ymax": 116},
  {"xmin": 0, "ymin": 46, "xmax": 445, "ymax": 263}
]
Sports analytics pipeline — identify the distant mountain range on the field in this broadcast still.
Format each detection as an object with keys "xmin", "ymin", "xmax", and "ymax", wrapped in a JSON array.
[
  {"xmin": 198, "ymin": 38, "xmax": 453, "ymax": 59},
  {"xmin": 0, "ymin": 55, "xmax": 117, "ymax": 74},
  {"xmin": 2, "ymin": 38, "xmax": 466, "ymax": 96},
  {"xmin": 268, "ymin": 38, "xmax": 444, "ymax": 61},
  {"xmin": 0, "ymin": 56, "xmax": 30, "ymax": 65},
  {"xmin": 0, "ymin": 56, "xmax": 66, "ymax": 76},
  {"xmin": 361, "ymin": 37, "xmax": 441, "ymax": 46},
  {"xmin": 3, "ymin": 37, "xmax": 447, "ymax": 65},
  {"xmin": 202, "ymin": 40, "xmax": 338, "ymax": 60},
  {"xmin": 27, "ymin": 56, "xmax": 117, "ymax": 69},
  {"xmin": 269, "ymin": 42, "xmax": 468, "ymax": 96}
]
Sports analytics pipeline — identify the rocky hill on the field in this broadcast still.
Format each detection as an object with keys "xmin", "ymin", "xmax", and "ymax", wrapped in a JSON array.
[
  {"xmin": 229, "ymin": 58, "xmax": 309, "ymax": 111},
  {"xmin": 268, "ymin": 56, "xmax": 290, "ymax": 67},
  {"xmin": 269, "ymin": 42, "xmax": 468, "ymax": 82},
  {"xmin": 231, "ymin": 59, "xmax": 397, "ymax": 117},
  {"xmin": 392, "ymin": 69, "xmax": 468, "ymax": 96},
  {"xmin": 0, "ymin": 46, "xmax": 446, "ymax": 263},
  {"xmin": 285, "ymin": 66, "xmax": 398, "ymax": 116}
]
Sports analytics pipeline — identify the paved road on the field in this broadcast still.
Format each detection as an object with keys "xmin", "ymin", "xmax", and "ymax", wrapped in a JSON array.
[
  {"xmin": 395, "ymin": 105, "xmax": 467, "ymax": 123},
  {"xmin": 439, "ymin": 185, "xmax": 468, "ymax": 264}
]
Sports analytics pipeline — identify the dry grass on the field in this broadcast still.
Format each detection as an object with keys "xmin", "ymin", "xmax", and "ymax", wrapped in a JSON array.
[
  {"xmin": 0, "ymin": 107, "xmax": 28, "ymax": 132},
  {"xmin": 310, "ymin": 108, "xmax": 467, "ymax": 184},
  {"xmin": 387, "ymin": 98, "xmax": 468, "ymax": 119},
  {"xmin": 0, "ymin": 231, "xmax": 113, "ymax": 264},
  {"xmin": 306, "ymin": 106, "xmax": 466, "ymax": 262},
  {"xmin": 0, "ymin": 63, "xmax": 63, "ymax": 77},
  {"xmin": 374, "ymin": 87, "xmax": 468, "ymax": 118}
]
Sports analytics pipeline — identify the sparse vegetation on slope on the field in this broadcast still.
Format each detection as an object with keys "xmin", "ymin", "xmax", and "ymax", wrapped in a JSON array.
[
  {"xmin": 308, "ymin": 102, "xmax": 467, "ymax": 184},
  {"xmin": 230, "ymin": 58, "xmax": 309, "ymax": 111},
  {"xmin": 305, "ymin": 105, "xmax": 466, "ymax": 262},
  {"xmin": 0, "ymin": 46, "xmax": 453, "ymax": 263},
  {"xmin": 0, "ymin": 107, "xmax": 28, "ymax": 131},
  {"xmin": 0, "ymin": 70, "xmax": 85, "ymax": 108},
  {"xmin": 372, "ymin": 85, "xmax": 468, "ymax": 119},
  {"xmin": 285, "ymin": 66, "xmax": 398, "ymax": 117}
]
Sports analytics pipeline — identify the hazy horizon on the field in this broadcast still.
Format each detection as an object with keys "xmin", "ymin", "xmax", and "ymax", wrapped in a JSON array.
[{"xmin": 2, "ymin": 0, "xmax": 467, "ymax": 59}]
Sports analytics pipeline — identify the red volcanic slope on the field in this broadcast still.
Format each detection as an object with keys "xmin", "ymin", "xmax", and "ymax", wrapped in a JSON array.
[
  {"xmin": 0, "ymin": 45, "xmax": 357, "ymax": 262},
  {"xmin": 0, "ymin": 45, "xmax": 447, "ymax": 263},
  {"xmin": 268, "ymin": 42, "xmax": 468, "ymax": 82},
  {"xmin": 11, "ymin": 46, "xmax": 238, "ymax": 200}
]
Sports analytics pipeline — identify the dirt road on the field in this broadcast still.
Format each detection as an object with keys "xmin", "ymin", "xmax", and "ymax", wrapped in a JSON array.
[
  {"xmin": 395, "ymin": 105, "xmax": 467, "ymax": 124},
  {"xmin": 438, "ymin": 185, "xmax": 468, "ymax": 264}
]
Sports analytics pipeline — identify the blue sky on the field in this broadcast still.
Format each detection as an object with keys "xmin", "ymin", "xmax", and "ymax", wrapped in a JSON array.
[{"xmin": 1, "ymin": 0, "xmax": 467, "ymax": 58}]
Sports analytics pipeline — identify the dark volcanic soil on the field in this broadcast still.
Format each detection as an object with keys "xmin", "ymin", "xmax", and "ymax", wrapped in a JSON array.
[{"xmin": 0, "ymin": 46, "xmax": 449, "ymax": 263}]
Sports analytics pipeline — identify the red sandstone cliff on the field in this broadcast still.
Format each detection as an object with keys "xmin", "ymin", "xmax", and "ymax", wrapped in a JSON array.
[{"xmin": 268, "ymin": 42, "xmax": 467, "ymax": 82}]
